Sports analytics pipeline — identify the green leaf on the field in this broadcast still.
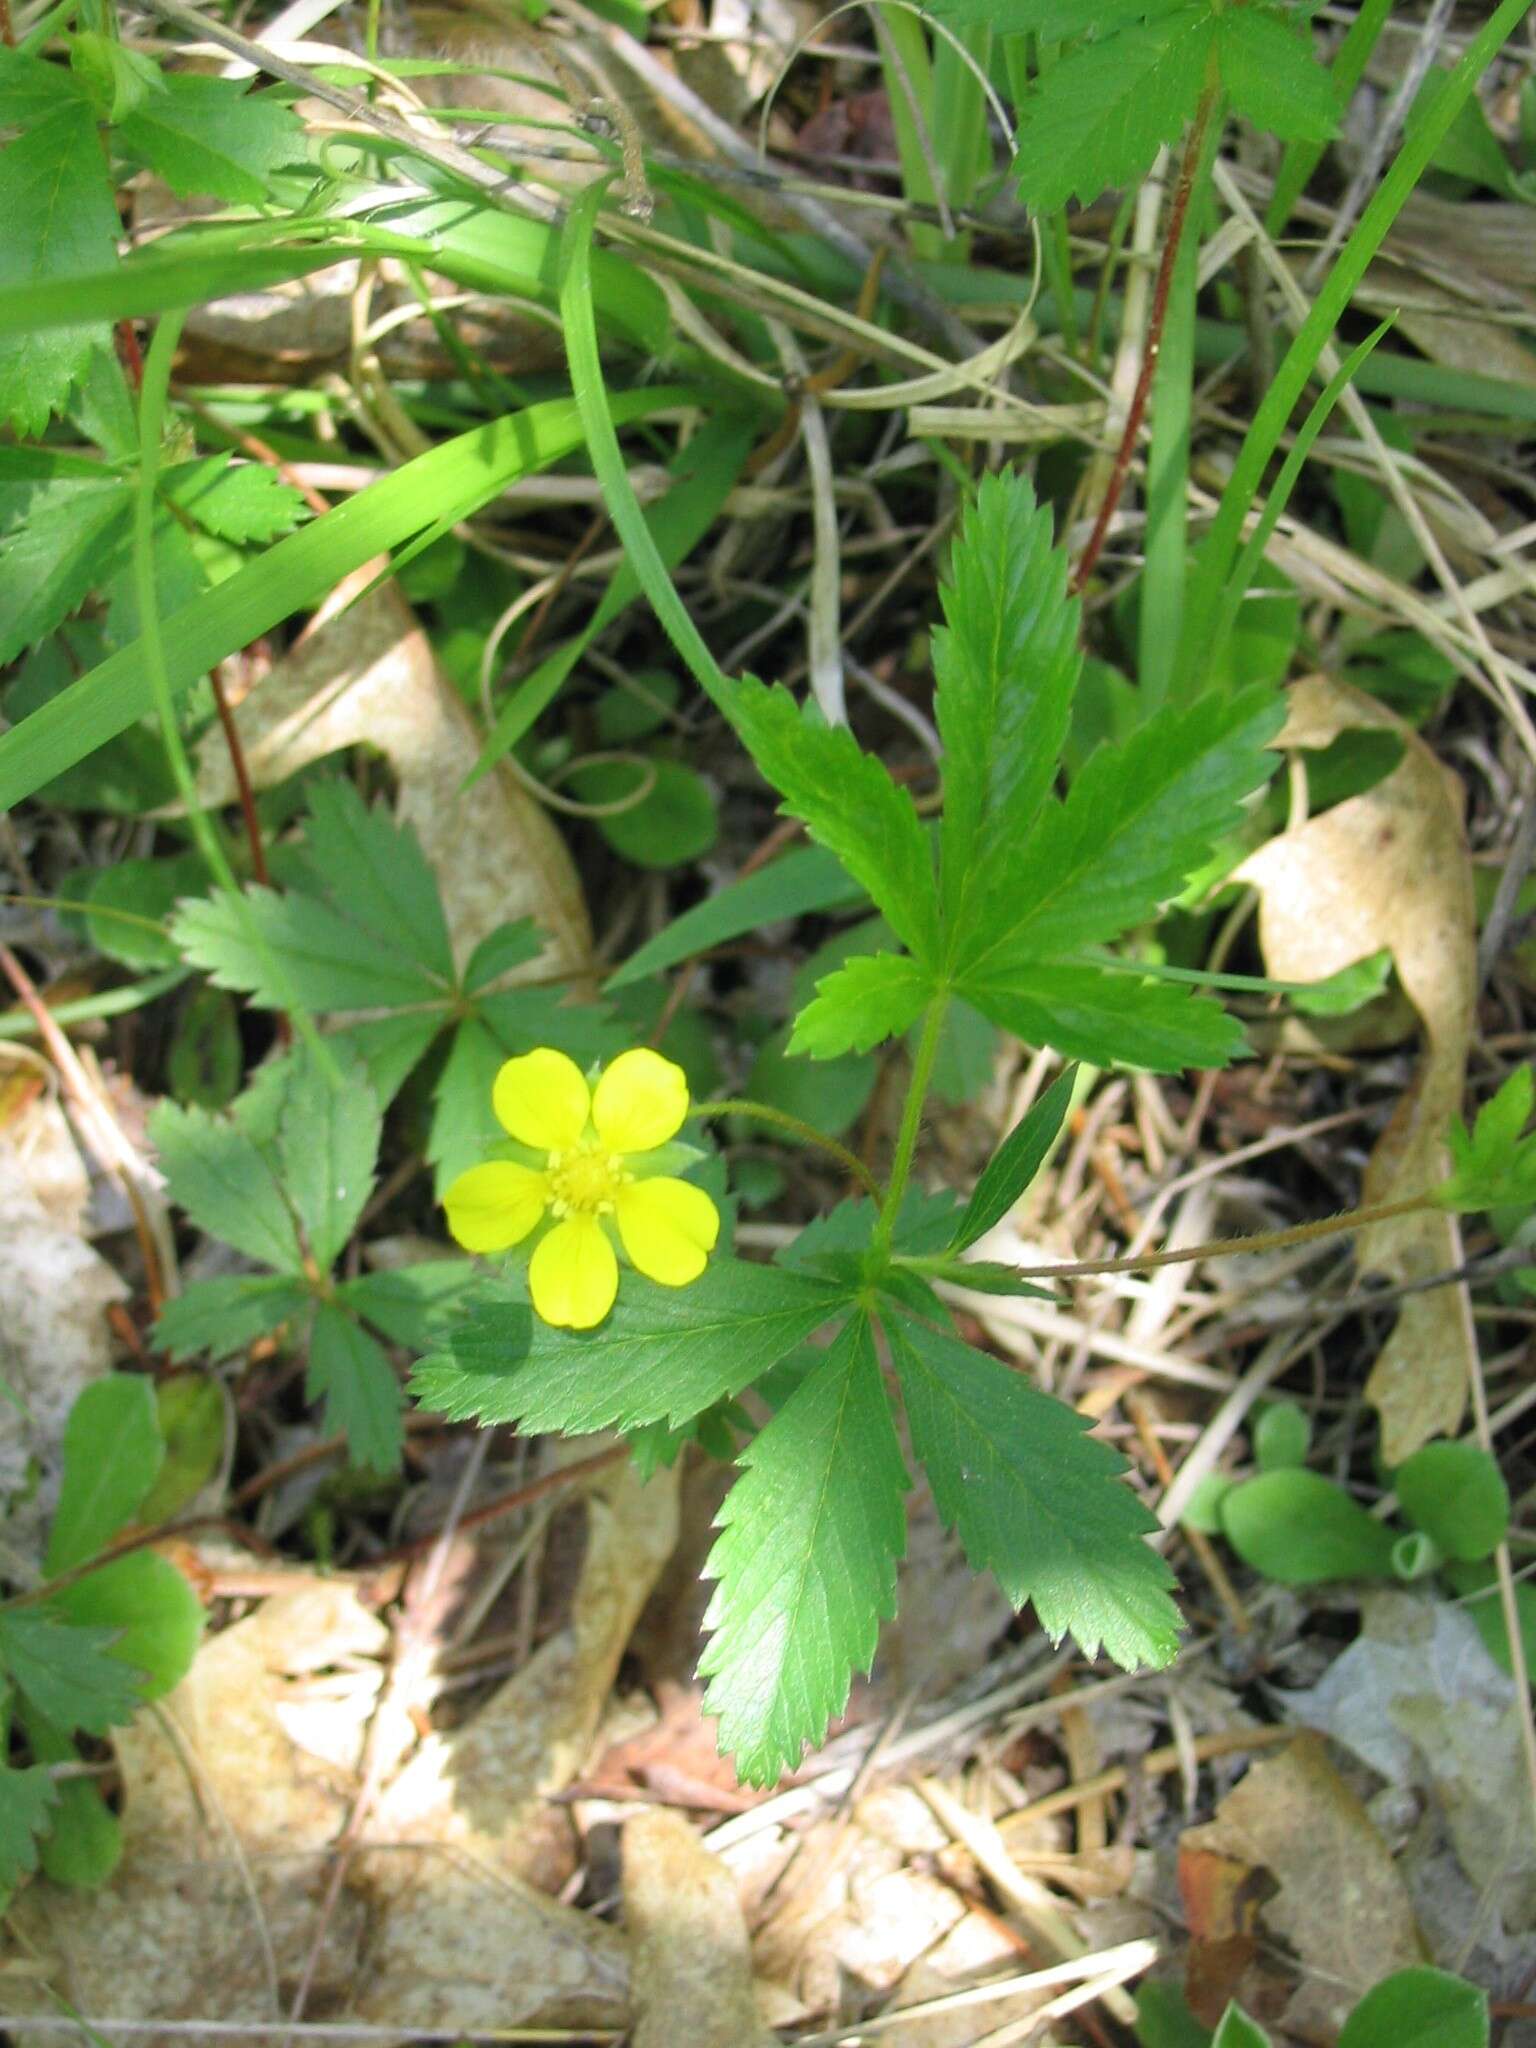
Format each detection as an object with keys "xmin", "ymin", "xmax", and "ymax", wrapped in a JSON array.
[
  {"xmin": 410, "ymin": 1260, "xmax": 850, "ymax": 1434},
  {"xmin": 1442, "ymin": 1066, "xmax": 1536, "ymax": 1211},
  {"xmin": 1392, "ymin": 1441, "xmax": 1509, "ymax": 1563},
  {"xmin": 149, "ymin": 1093, "xmax": 302, "ymax": 1274},
  {"xmin": 0, "ymin": 1763, "xmax": 58, "ymax": 1898},
  {"xmin": 302, "ymin": 780, "xmax": 456, "ymax": 982},
  {"xmin": 745, "ymin": 1027, "xmax": 877, "ymax": 1140},
  {"xmin": 270, "ymin": 1045, "xmax": 380, "ymax": 1271},
  {"xmin": 1252, "ymin": 1400, "xmax": 1310, "ymax": 1472},
  {"xmin": 964, "ymin": 960, "xmax": 1246, "ymax": 1072},
  {"xmin": 0, "ymin": 1612, "xmax": 142, "ymax": 1735},
  {"xmin": 963, "ymin": 687, "xmax": 1283, "ymax": 974},
  {"xmin": 37, "ymin": 1771, "xmax": 121, "ymax": 1889},
  {"xmin": 137, "ymin": 1376, "xmax": 228, "ymax": 1525},
  {"xmin": 569, "ymin": 757, "xmax": 719, "ymax": 869},
  {"xmin": 722, "ymin": 677, "xmax": 941, "ymax": 965},
  {"xmin": 51, "ymin": 1551, "xmax": 203, "ymax": 1700},
  {"xmin": 607, "ymin": 844, "xmax": 862, "ymax": 991},
  {"xmin": 163, "ymin": 454, "xmax": 310, "ymax": 543},
  {"xmin": 463, "ymin": 921, "xmax": 543, "ymax": 995},
  {"xmin": 0, "ymin": 473, "xmax": 133, "ymax": 663},
  {"xmin": 1211, "ymin": 2009, "xmax": 1270, "ymax": 2048},
  {"xmin": 45, "ymin": 1376, "xmax": 164, "ymax": 1576},
  {"xmin": 337, "ymin": 1263, "xmax": 477, "ymax": 1350},
  {"xmin": 782, "ymin": 1187, "xmax": 959, "ymax": 1282},
  {"xmin": 699, "ymin": 1313, "xmax": 908, "ymax": 1785},
  {"xmin": 1337, "ymin": 1968, "xmax": 1487, "ymax": 2048},
  {"xmin": 1134, "ymin": 1979, "xmax": 1216, "ymax": 2048},
  {"xmin": 934, "ymin": 472, "xmax": 1081, "ymax": 946},
  {"xmin": 789, "ymin": 952, "xmax": 933, "ymax": 1058},
  {"xmin": 953, "ymin": 1065, "xmax": 1077, "ymax": 1249},
  {"xmin": 1217, "ymin": 9, "xmax": 1338, "ymax": 143},
  {"xmin": 172, "ymin": 886, "xmax": 448, "ymax": 1013},
  {"xmin": 155, "ymin": 1274, "xmax": 308, "ymax": 1361},
  {"xmin": 888, "ymin": 1305, "xmax": 1181, "ymax": 1667},
  {"xmin": 929, "ymin": 0, "xmax": 1187, "ymax": 29},
  {"xmin": 0, "ymin": 97, "xmax": 119, "ymax": 435},
  {"xmin": 0, "ymin": 46, "xmax": 94, "ymax": 125},
  {"xmin": 115, "ymin": 76, "xmax": 306, "ymax": 203},
  {"xmin": 1011, "ymin": 8, "xmax": 1216, "ymax": 215},
  {"xmin": 1219, "ymin": 1471, "xmax": 1397, "ymax": 1584},
  {"xmin": 307, "ymin": 1304, "xmax": 403, "ymax": 1474}
]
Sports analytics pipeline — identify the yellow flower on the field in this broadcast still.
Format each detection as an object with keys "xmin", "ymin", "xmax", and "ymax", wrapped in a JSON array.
[{"xmin": 441, "ymin": 1046, "xmax": 720, "ymax": 1331}]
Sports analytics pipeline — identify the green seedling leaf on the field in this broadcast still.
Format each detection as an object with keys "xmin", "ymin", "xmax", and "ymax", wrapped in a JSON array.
[
  {"xmin": 888, "ymin": 1305, "xmax": 1181, "ymax": 1668},
  {"xmin": 45, "ymin": 1376, "xmax": 163, "ymax": 1576},
  {"xmin": 149, "ymin": 1093, "xmax": 303, "ymax": 1274},
  {"xmin": 137, "ymin": 1376, "xmax": 228, "ymax": 1526},
  {"xmin": 1181, "ymin": 1471, "xmax": 1235, "ymax": 1535},
  {"xmin": 722, "ymin": 677, "xmax": 941, "ymax": 966},
  {"xmin": 0, "ymin": 1763, "xmax": 59, "ymax": 1897},
  {"xmin": 411, "ymin": 1260, "xmax": 850, "ymax": 1435},
  {"xmin": 607, "ymin": 844, "xmax": 861, "ymax": 990},
  {"xmin": 1219, "ymin": 1470, "xmax": 1396, "ymax": 1584},
  {"xmin": 0, "ymin": 93, "xmax": 119, "ymax": 435},
  {"xmin": 0, "ymin": 1612, "xmax": 142, "ymax": 1734},
  {"xmin": 789, "ymin": 952, "xmax": 932, "ymax": 1059},
  {"xmin": 115, "ymin": 75, "xmax": 306, "ymax": 204},
  {"xmin": 1253, "ymin": 1400, "xmax": 1310, "ymax": 1473},
  {"xmin": 1392, "ymin": 1440, "xmax": 1509, "ymax": 1562},
  {"xmin": 307, "ymin": 1305, "xmax": 403, "ymax": 1475},
  {"xmin": 155, "ymin": 1275, "xmax": 309, "ymax": 1362},
  {"xmin": 699, "ymin": 1313, "xmax": 908, "ymax": 1785},
  {"xmin": 952, "ymin": 1066, "xmax": 1077, "ymax": 1250},
  {"xmin": 1337, "ymin": 1967, "xmax": 1487, "ymax": 2048},
  {"xmin": 933, "ymin": 472, "xmax": 1080, "ymax": 949},
  {"xmin": 52, "ymin": 1551, "xmax": 203, "ymax": 1700},
  {"xmin": 37, "ymin": 1771, "xmax": 122, "ymax": 1889},
  {"xmin": 1441, "ymin": 1066, "xmax": 1536, "ymax": 1211},
  {"xmin": 1010, "ymin": 8, "xmax": 1216, "ymax": 215},
  {"xmin": 569, "ymin": 757, "xmax": 719, "ymax": 869},
  {"xmin": 1442, "ymin": 1560, "xmax": 1536, "ymax": 1685}
]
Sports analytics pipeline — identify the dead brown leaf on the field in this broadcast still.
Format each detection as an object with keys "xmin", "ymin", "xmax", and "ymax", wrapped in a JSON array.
[
  {"xmin": 1235, "ymin": 675, "xmax": 1477, "ymax": 1459},
  {"xmin": 623, "ymin": 1805, "xmax": 775, "ymax": 2047},
  {"xmin": 192, "ymin": 573, "xmax": 592, "ymax": 979},
  {"xmin": 1180, "ymin": 1732, "xmax": 1425, "ymax": 2039}
]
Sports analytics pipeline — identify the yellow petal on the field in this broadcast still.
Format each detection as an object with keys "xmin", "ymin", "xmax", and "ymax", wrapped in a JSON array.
[
  {"xmin": 615, "ymin": 1176, "xmax": 719, "ymax": 1288},
  {"xmin": 592, "ymin": 1047, "xmax": 690, "ymax": 1155},
  {"xmin": 529, "ymin": 1214, "xmax": 618, "ymax": 1329},
  {"xmin": 493, "ymin": 1048, "xmax": 591, "ymax": 1152},
  {"xmin": 442, "ymin": 1162, "xmax": 548, "ymax": 1253}
]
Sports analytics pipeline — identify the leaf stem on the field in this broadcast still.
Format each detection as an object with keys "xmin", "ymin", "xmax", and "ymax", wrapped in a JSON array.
[
  {"xmin": 696, "ymin": 1098, "xmax": 883, "ymax": 1200},
  {"xmin": 1071, "ymin": 78, "xmax": 1221, "ymax": 597},
  {"xmin": 871, "ymin": 996, "xmax": 948, "ymax": 1259},
  {"xmin": 902, "ymin": 1191, "xmax": 1440, "ymax": 1283}
]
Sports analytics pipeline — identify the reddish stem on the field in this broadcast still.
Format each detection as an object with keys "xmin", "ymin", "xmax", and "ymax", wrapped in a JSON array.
[
  {"xmin": 209, "ymin": 665, "xmax": 269, "ymax": 886},
  {"xmin": 1070, "ymin": 85, "xmax": 1218, "ymax": 597}
]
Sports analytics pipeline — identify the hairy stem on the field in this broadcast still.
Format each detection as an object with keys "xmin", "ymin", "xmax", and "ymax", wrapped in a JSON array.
[
  {"xmin": 872, "ymin": 996, "xmax": 948, "ymax": 1259},
  {"xmin": 697, "ymin": 1098, "xmax": 883, "ymax": 1200}
]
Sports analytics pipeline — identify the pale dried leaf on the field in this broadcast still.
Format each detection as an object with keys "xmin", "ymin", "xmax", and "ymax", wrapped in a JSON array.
[
  {"xmin": 623, "ymin": 1806, "xmax": 775, "ymax": 2048},
  {"xmin": 1236, "ymin": 676, "xmax": 1476, "ymax": 1458}
]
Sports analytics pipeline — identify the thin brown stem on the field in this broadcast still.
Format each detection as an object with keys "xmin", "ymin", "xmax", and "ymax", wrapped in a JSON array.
[
  {"xmin": 209, "ymin": 666, "xmax": 269, "ymax": 886},
  {"xmin": 1071, "ymin": 83, "xmax": 1219, "ymax": 596}
]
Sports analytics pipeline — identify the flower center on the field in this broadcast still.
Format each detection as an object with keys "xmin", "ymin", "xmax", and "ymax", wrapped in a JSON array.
[{"xmin": 546, "ymin": 1142, "xmax": 629, "ymax": 1216}]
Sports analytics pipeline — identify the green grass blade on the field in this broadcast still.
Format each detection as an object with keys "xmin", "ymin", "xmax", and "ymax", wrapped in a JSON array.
[
  {"xmin": 1266, "ymin": 0, "xmax": 1394, "ymax": 236},
  {"xmin": 0, "ymin": 386, "xmax": 701, "ymax": 810}
]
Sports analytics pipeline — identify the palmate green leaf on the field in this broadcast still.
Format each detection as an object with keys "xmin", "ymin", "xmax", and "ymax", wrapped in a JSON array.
[
  {"xmin": 336, "ymin": 1263, "xmax": 477, "ymax": 1351},
  {"xmin": 962, "ymin": 685, "xmax": 1283, "ymax": 975},
  {"xmin": 0, "ymin": 1763, "xmax": 58, "ymax": 1897},
  {"xmin": 1011, "ymin": 7, "xmax": 1216, "ymax": 214},
  {"xmin": 789, "ymin": 952, "xmax": 933, "ymax": 1059},
  {"xmin": 0, "ymin": 45, "xmax": 89, "ymax": 125},
  {"xmin": 699, "ymin": 1313, "xmax": 909, "ymax": 1785},
  {"xmin": 0, "ymin": 94, "xmax": 119, "ymax": 435},
  {"xmin": 722, "ymin": 678, "xmax": 941, "ymax": 966},
  {"xmin": 953, "ymin": 1065, "xmax": 1077, "ymax": 1250},
  {"xmin": 1216, "ymin": 8, "xmax": 1338, "ymax": 144},
  {"xmin": 272, "ymin": 1047, "xmax": 381, "ymax": 1271},
  {"xmin": 115, "ymin": 76, "xmax": 307, "ymax": 203},
  {"xmin": 155, "ymin": 1275, "xmax": 309, "ymax": 1362},
  {"xmin": 0, "ymin": 1612, "xmax": 142, "ymax": 1736},
  {"xmin": 172, "ymin": 886, "xmax": 447, "ymax": 1012},
  {"xmin": 302, "ymin": 781, "xmax": 455, "ymax": 981},
  {"xmin": 44, "ymin": 1376, "xmax": 163, "ymax": 1576},
  {"xmin": 410, "ymin": 1260, "xmax": 850, "ymax": 1434},
  {"xmin": 963, "ymin": 960, "xmax": 1245, "ymax": 1072},
  {"xmin": 887, "ymin": 1304, "xmax": 1180, "ymax": 1667},
  {"xmin": 929, "ymin": 0, "xmax": 1186, "ymax": 28},
  {"xmin": 149, "ymin": 1093, "xmax": 302, "ymax": 1274},
  {"xmin": 934, "ymin": 472, "xmax": 1080, "ymax": 945},
  {"xmin": 163, "ymin": 454, "xmax": 310, "ymax": 544},
  {"xmin": 307, "ymin": 1304, "xmax": 403, "ymax": 1474},
  {"xmin": 0, "ymin": 473, "xmax": 134, "ymax": 664}
]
